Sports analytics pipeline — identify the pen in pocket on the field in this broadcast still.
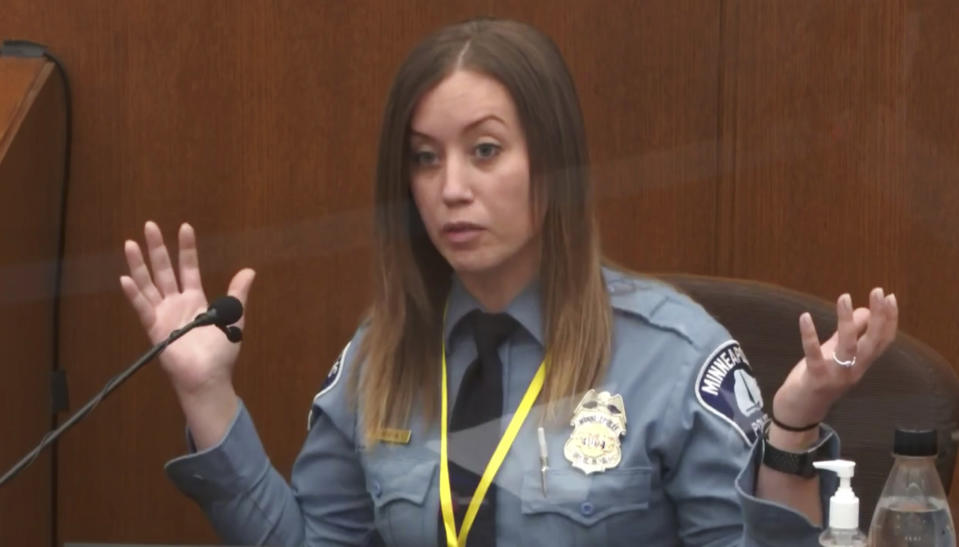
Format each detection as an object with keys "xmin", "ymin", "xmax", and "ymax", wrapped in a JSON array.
[{"xmin": 537, "ymin": 426, "xmax": 549, "ymax": 496}]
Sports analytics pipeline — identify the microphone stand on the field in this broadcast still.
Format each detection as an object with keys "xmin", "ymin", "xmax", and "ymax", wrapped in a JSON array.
[{"xmin": 0, "ymin": 316, "xmax": 226, "ymax": 487}]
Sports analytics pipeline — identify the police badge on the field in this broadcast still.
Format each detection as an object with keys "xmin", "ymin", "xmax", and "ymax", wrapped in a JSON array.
[{"xmin": 564, "ymin": 389, "xmax": 627, "ymax": 474}]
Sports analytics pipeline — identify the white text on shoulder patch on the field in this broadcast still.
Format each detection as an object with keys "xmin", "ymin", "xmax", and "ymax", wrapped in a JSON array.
[{"xmin": 694, "ymin": 340, "xmax": 766, "ymax": 444}]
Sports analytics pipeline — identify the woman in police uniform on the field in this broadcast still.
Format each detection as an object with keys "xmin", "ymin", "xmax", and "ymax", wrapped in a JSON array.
[{"xmin": 121, "ymin": 18, "xmax": 898, "ymax": 546}]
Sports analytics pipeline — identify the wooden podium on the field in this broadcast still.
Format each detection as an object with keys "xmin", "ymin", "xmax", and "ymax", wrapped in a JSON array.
[{"xmin": 0, "ymin": 56, "xmax": 66, "ymax": 547}]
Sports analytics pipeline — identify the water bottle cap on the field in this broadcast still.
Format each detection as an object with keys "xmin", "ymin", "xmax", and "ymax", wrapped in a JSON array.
[{"xmin": 893, "ymin": 428, "xmax": 937, "ymax": 457}]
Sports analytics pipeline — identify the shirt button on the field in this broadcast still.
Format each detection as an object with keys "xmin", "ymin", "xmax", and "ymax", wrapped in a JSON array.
[
  {"xmin": 372, "ymin": 481, "xmax": 382, "ymax": 498},
  {"xmin": 579, "ymin": 501, "xmax": 594, "ymax": 516}
]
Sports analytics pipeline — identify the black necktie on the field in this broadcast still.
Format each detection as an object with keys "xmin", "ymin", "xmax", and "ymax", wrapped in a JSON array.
[{"xmin": 441, "ymin": 311, "xmax": 516, "ymax": 547}]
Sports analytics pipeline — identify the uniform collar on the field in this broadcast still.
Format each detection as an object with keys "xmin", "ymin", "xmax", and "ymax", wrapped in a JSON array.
[{"xmin": 443, "ymin": 274, "xmax": 544, "ymax": 348}]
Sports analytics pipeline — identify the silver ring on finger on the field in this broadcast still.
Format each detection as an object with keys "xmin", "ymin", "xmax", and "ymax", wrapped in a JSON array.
[{"xmin": 832, "ymin": 353, "xmax": 856, "ymax": 368}]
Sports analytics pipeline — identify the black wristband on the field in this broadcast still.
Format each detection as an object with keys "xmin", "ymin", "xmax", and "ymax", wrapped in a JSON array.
[
  {"xmin": 761, "ymin": 436, "xmax": 819, "ymax": 478},
  {"xmin": 767, "ymin": 408, "xmax": 820, "ymax": 432}
]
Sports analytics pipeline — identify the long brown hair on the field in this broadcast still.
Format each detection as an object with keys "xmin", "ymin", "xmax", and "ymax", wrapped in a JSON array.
[{"xmin": 355, "ymin": 17, "xmax": 611, "ymax": 444}]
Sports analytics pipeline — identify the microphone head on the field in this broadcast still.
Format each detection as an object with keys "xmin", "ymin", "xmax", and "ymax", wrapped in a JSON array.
[{"xmin": 209, "ymin": 296, "xmax": 243, "ymax": 325}]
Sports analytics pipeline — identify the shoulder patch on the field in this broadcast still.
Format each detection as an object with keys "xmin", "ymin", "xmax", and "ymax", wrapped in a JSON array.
[
  {"xmin": 694, "ymin": 340, "xmax": 766, "ymax": 445},
  {"xmin": 307, "ymin": 340, "xmax": 351, "ymax": 430}
]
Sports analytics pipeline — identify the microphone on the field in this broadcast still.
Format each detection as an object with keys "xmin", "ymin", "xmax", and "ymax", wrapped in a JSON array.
[
  {"xmin": 0, "ymin": 295, "xmax": 245, "ymax": 488},
  {"xmin": 194, "ymin": 296, "xmax": 243, "ymax": 327},
  {"xmin": 192, "ymin": 296, "xmax": 244, "ymax": 342}
]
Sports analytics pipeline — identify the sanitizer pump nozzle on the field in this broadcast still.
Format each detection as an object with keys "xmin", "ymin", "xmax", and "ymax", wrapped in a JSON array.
[{"xmin": 812, "ymin": 459, "xmax": 867, "ymax": 546}]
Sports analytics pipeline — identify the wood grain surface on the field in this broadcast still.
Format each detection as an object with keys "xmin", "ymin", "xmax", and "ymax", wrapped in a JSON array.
[
  {"xmin": 0, "ymin": 57, "xmax": 63, "ymax": 547},
  {"xmin": 0, "ymin": 0, "xmax": 957, "ymax": 543}
]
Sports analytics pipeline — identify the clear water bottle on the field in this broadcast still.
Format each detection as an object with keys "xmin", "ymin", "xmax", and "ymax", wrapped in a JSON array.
[{"xmin": 868, "ymin": 428, "xmax": 956, "ymax": 546}]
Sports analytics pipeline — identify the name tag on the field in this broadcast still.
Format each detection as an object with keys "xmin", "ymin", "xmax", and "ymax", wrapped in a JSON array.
[{"xmin": 374, "ymin": 428, "xmax": 412, "ymax": 444}]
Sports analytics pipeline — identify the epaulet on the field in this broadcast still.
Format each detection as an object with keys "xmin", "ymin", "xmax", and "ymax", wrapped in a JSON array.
[{"xmin": 605, "ymin": 269, "xmax": 714, "ymax": 350}]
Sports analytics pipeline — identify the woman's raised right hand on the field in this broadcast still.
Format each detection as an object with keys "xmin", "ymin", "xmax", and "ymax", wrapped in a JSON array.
[{"xmin": 120, "ymin": 221, "xmax": 255, "ymax": 402}]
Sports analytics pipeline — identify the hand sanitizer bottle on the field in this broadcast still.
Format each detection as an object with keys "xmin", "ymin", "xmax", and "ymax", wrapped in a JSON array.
[{"xmin": 814, "ymin": 459, "xmax": 868, "ymax": 546}]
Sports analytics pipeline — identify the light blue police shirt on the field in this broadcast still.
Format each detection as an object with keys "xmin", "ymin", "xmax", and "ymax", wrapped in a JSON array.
[{"xmin": 165, "ymin": 268, "xmax": 839, "ymax": 546}]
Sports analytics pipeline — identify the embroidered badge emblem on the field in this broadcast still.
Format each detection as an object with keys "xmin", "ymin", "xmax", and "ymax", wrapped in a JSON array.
[
  {"xmin": 694, "ymin": 340, "xmax": 766, "ymax": 444},
  {"xmin": 564, "ymin": 389, "xmax": 627, "ymax": 474}
]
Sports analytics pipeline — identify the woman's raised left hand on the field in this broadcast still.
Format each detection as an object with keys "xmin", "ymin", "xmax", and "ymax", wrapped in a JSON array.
[{"xmin": 772, "ymin": 288, "xmax": 899, "ymax": 429}]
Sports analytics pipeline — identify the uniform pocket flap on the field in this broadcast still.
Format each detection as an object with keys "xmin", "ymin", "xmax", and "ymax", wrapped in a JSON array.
[
  {"xmin": 367, "ymin": 458, "xmax": 437, "ymax": 507},
  {"xmin": 520, "ymin": 466, "xmax": 652, "ymax": 526}
]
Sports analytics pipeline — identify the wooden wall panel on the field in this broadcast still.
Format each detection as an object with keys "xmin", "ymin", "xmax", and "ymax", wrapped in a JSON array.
[
  {"xmin": 720, "ymin": 0, "xmax": 959, "ymax": 516},
  {"xmin": 6, "ymin": 0, "xmax": 956, "ymax": 542},
  {"xmin": 902, "ymin": 2, "xmax": 959, "ymax": 513},
  {"xmin": 719, "ymin": 0, "xmax": 959, "ymax": 367},
  {"xmin": 2, "ymin": 1, "xmax": 720, "ymax": 544},
  {"xmin": 899, "ymin": 0, "xmax": 959, "ymax": 408},
  {"xmin": 719, "ymin": 0, "xmax": 906, "ymax": 293},
  {"xmin": 0, "ymin": 59, "xmax": 64, "ymax": 547},
  {"xmin": 579, "ymin": 2, "xmax": 722, "ymax": 274}
]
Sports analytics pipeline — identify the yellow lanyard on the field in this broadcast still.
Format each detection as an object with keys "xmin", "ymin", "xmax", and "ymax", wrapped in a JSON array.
[{"xmin": 439, "ymin": 333, "xmax": 546, "ymax": 547}]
